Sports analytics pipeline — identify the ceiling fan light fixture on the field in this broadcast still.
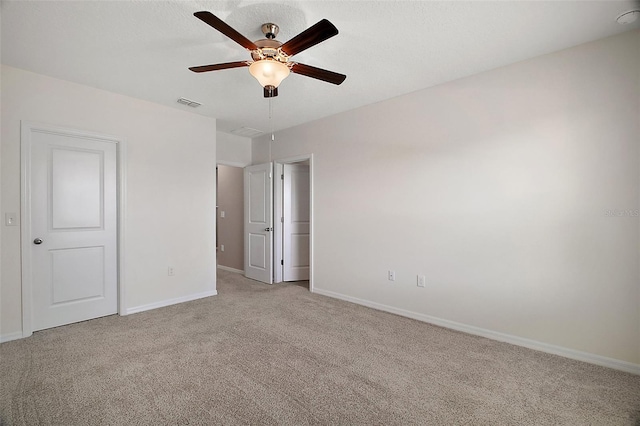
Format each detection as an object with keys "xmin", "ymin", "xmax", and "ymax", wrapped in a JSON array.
[
  {"xmin": 190, "ymin": 12, "xmax": 346, "ymax": 98},
  {"xmin": 249, "ymin": 59, "xmax": 290, "ymax": 88}
]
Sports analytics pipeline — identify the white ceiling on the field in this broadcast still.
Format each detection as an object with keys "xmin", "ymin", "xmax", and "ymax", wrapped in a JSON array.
[{"xmin": 2, "ymin": 1, "xmax": 639, "ymax": 135}]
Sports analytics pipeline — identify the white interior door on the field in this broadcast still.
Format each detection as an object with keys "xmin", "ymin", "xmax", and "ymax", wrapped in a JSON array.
[
  {"xmin": 244, "ymin": 163, "xmax": 273, "ymax": 283},
  {"xmin": 283, "ymin": 164, "xmax": 310, "ymax": 281},
  {"xmin": 28, "ymin": 126, "xmax": 118, "ymax": 331}
]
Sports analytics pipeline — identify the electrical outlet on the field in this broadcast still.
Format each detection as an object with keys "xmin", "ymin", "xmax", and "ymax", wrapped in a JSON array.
[
  {"xmin": 168, "ymin": 267, "xmax": 175, "ymax": 276},
  {"xmin": 388, "ymin": 270, "xmax": 396, "ymax": 281},
  {"xmin": 417, "ymin": 275, "xmax": 426, "ymax": 288},
  {"xmin": 220, "ymin": 244, "xmax": 225, "ymax": 252},
  {"xmin": 220, "ymin": 211, "xmax": 225, "ymax": 218}
]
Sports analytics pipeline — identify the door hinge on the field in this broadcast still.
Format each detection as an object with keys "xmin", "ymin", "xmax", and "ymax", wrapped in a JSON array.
[
  {"xmin": 281, "ymin": 217, "xmax": 284, "ymax": 223},
  {"xmin": 281, "ymin": 174, "xmax": 284, "ymax": 180},
  {"xmin": 281, "ymin": 259, "xmax": 284, "ymax": 266}
]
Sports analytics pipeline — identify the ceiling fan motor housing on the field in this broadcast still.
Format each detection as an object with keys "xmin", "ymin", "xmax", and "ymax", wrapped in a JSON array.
[{"xmin": 251, "ymin": 39, "xmax": 288, "ymax": 63}]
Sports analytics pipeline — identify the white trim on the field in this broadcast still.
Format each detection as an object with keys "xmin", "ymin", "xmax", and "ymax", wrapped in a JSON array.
[
  {"xmin": 217, "ymin": 160, "xmax": 250, "ymax": 168},
  {"xmin": 309, "ymin": 155, "xmax": 314, "ymax": 293},
  {"xmin": 125, "ymin": 290, "xmax": 218, "ymax": 315},
  {"xmin": 273, "ymin": 162, "xmax": 284, "ymax": 283},
  {"xmin": 20, "ymin": 121, "xmax": 126, "ymax": 333},
  {"xmin": 20, "ymin": 123, "xmax": 33, "ymax": 338},
  {"xmin": 217, "ymin": 265, "xmax": 244, "ymax": 274},
  {"xmin": 0, "ymin": 332, "xmax": 24, "ymax": 344},
  {"xmin": 273, "ymin": 154, "xmax": 313, "ymax": 164},
  {"xmin": 117, "ymin": 140, "xmax": 128, "ymax": 316},
  {"xmin": 312, "ymin": 287, "xmax": 640, "ymax": 375}
]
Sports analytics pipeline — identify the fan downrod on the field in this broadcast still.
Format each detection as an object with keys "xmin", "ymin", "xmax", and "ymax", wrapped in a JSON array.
[{"xmin": 261, "ymin": 23, "xmax": 279, "ymax": 40}]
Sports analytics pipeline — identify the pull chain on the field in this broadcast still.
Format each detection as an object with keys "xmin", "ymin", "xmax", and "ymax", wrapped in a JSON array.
[{"xmin": 268, "ymin": 97, "xmax": 274, "ymax": 162}]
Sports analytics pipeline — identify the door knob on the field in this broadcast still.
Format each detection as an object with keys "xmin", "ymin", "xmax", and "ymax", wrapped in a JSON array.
[
  {"xmin": 33, "ymin": 238, "xmax": 43, "ymax": 245},
  {"xmin": 264, "ymin": 227, "xmax": 273, "ymax": 232}
]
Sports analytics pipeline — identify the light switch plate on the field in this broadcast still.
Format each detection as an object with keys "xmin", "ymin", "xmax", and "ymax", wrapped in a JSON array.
[{"xmin": 5, "ymin": 213, "xmax": 17, "ymax": 226}]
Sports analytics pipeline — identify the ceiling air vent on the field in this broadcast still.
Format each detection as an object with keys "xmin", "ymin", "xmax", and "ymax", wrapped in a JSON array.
[
  {"xmin": 177, "ymin": 97, "xmax": 201, "ymax": 108},
  {"xmin": 231, "ymin": 127, "xmax": 264, "ymax": 138}
]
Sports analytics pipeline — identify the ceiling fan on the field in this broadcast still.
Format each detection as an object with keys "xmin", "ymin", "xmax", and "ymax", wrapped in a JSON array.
[{"xmin": 189, "ymin": 11, "xmax": 347, "ymax": 98}]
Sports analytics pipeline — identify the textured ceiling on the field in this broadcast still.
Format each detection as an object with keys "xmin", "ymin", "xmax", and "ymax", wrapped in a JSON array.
[{"xmin": 2, "ymin": 1, "xmax": 640, "ymax": 135}]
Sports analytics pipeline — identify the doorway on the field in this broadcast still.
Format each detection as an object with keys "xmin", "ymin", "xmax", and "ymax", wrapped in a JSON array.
[
  {"xmin": 273, "ymin": 156, "xmax": 313, "ymax": 290},
  {"xmin": 216, "ymin": 164, "xmax": 245, "ymax": 274},
  {"xmin": 241, "ymin": 155, "xmax": 314, "ymax": 291}
]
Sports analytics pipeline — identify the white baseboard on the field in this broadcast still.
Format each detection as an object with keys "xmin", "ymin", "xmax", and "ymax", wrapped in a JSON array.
[
  {"xmin": 0, "ymin": 331, "xmax": 24, "ymax": 343},
  {"xmin": 125, "ymin": 290, "xmax": 218, "ymax": 315},
  {"xmin": 217, "ymin": 265, "xmax": 244, "ymax": 274},
  {"xmin": 312, "ymin": 288, "xmax": 640, "ymax": 375},
  {"xmin": 1, "ymin": 291, "xmax": 219, "ymax": 342}
]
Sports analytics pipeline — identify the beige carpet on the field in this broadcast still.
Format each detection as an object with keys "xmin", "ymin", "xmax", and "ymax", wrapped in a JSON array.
[{"xmin": 1, "ymin": 269, "xmax": 639, "ymax": 425}]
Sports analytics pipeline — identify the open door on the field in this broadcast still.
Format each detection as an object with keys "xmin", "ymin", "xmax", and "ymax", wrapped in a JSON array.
[
  {"xmin": 283, "ymin": 163, "xmax": 310, "ymax": 281},
  {"xmin": 244, "ymin": 163, "xmax": 273, "ymax": 283}
]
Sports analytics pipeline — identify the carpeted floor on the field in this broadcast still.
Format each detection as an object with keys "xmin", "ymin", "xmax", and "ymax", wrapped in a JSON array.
[{"xmin": 1, "ymin": 269, "xmax": 639, "ymax": 425}]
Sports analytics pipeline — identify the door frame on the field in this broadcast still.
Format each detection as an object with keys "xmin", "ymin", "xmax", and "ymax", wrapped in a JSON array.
[
  {"xmin": 273, "ymin": 154, "xmax": 314, "ymax": 292},
  {"xmin": 20, "ymin": 121, "xmax": 127, "ymax": 338}
]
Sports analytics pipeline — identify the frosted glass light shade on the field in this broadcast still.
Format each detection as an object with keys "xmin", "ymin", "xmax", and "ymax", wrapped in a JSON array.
[{"xmin": 249, "ymin": 60, "xmax": 290, "ymax": 88}]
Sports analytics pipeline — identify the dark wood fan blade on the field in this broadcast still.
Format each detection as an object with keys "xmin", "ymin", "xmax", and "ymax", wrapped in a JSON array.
[
  {"xmin": 280, "ymin": 19, "xmax": 338, "ymax": 57},
  {"xmin": 291, "ymin": 62, "xmax": 346, "ymax": 85},
  {"xmin": 189, "ymin": 61, "xmax": 249, "ymax": 73},
  {"xmin": 194, "ymin": 11, "xmax": 258, "ymax": 50}
]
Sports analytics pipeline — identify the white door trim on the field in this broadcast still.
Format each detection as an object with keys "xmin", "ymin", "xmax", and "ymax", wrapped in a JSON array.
[
  {"xmin": 20, "ymin": 121, "xmax": 127, "ymax": 338},
  {"xmin": 273, "ymin": 162, "xmax": 284, "ymax": 283},
  {"xmin": 217, "ymin": 160, "xmax": 251, "ymax": 168},
  {"xmin": 273, "ymin": 154, "xmax": 314, "ymax": 292},
  {"xmin": 282, "ymin": 163, "xmax": 310, "ymax": 282}
]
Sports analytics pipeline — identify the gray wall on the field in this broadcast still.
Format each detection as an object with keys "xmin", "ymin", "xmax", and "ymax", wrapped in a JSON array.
[
  {"xmin": 217, "ymin": 132, "xmax": 252, "ymax": 167},
  {"xmin": 1, "ymin": 65, "xmax": 217, "ymax": 337},
  {"xmin": 253, "ymin": 31, "xmax": 640, "ymax": 364}
]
